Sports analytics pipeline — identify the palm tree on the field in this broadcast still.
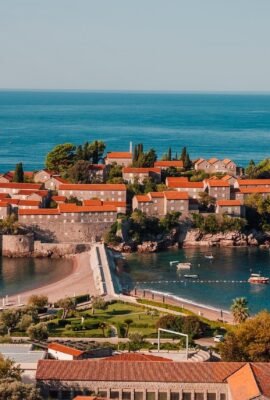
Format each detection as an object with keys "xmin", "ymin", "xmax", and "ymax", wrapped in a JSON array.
[
  {"xmin": 124, "ymin": 318, "xmax": 133, "ymax": 337},
  {"xmin": 231, "ymin": 297, "xmax": 249, "ymax": 324}
]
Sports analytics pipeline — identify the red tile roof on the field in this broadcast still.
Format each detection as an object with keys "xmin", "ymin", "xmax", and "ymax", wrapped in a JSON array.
[
  {"xmin": 59, "ymin": 184, "xmax": 126, "ymax": 191},
  {"xmin": 123, "ymin": 167, "xmax": 161, "ymax": 173},
  {"xmin": 104, "ymin": 353, "xmax": 172, "ymax": 362},
  {"xmin": 216, "ymin": 200, "xmax": 241, "ymax": 206},
  {"xmin": 0, "ymin": 171, "xmax": 34, "ymax": 181},
  {"xmin": 2, "ymin": 198, "xmax": 19, "ymax": 205},
  {"xmin": 239, "ymin": 187, "xmax": 270, "ymax": 194},
  {"xmin": 107, "ymin": 152, "xmax": 132, "ymax": 159},
  {"xmin": 0, "ymin": 193, "xmax": 9, "ymax": 199},
  {"xmin": 52, "ymin": 196, "xmax": 67, "ymax": 202},
  {"xmin": 48, "ymin": 343, "xmax": 84, "ymax": 357},
  {"xmin": 223, "ymin": 158, "xmax": 234, "ymax": 166},
  {"xmin": 36, "ymin": 360, "xmax": 245, "ymax": 382},
  {"xmin": 18, "ymin": 200, "xmax": 41, "ymax": 206},
  {"xmin": 103, "ymin": 201, "xmax": 126, "ymax": 207},
  {"xmin": 206, "ymin": 179, "xmax": 230, "ymax": 187},
  {"xmin": 250, "ymin": 363, "xmax": 270, "ymax": 397},
  {"xmin": 208, "ymin": 158, "xmax": 219, "ymax": 164},
  {"xmin": 167, "ymin": 180, "xmax": 204, "ymax": 189},
  {"xmin": 59, "ymin": 204, "xmax": 117, "ymax": 213},
  {"xmin": 238, "ymin": 179, "xmax": 270, "ymax": 186},
  {"xmin": 19, "ymin": 208, "xmax": 60, "ymax": 215},
  {"xmin": 0, "ymin": 183, "xmax": 42, "ymax": 189},
  {"xmin": 164, "ymin": 191, "xmax": 189, "ymax": 200},
  {"xmin": 149, "ymin": 192, "xmax": 164, "ymax": 198},
  {"xmin": 227, "ymin": 363, "xmax": 260, "ymax": 400},
  {"xmin": 135, "ymin": 195, "xmax": 151, "ymax": 203},
  {"xmin": 154, "ymin": 160, "xmax": 184, "ymax": 168},
  {"xmin": 83, "ymin": 199, "xmax": 103, "ymax": 206},
  {"xmin": 0, "ymin": 202, "xmax": 8, "ymax": 208},
  {"xmin": 17, "ymin": 189, "xmax": 48, "ymax": 197},
  {"xmin": 166, "ymin": 177, "xmax": 189, "ymax": 182}
]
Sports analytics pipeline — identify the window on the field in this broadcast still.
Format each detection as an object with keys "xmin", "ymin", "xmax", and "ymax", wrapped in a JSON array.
[
  {"xmin": 48, "ymin": 390, "xmax": 58, "ymax": 399},
  {"xmin": 195, "ymin": 394, "xmax": 204, "ymax": 400},
  {"xmin": 110, "ymin": 391, "xmax": 119, "ymax": 399},
  {"xmin": 220, "ymin": 395, "xmax": 226, "ymax": 400},
  {"xmin": 182, "ymin": 394, "xmax": 191, "ymax": 400},
  {"xmin": 146, "ymin": 392, "xmax": 155, "ymax": 400},
  {"xmin": 158, "ymin": 393, "xmax": 167, "ymax": 400},
  {"xmin": 98, "ymin": 392, "xmax": 107, "ymax": 398},
  {"xmin": 122, "ymin": 392, "xmax": 131, "ymax": 400},
  {"xmin": 170, "ymin": 393, "xmax": 179, "ymax": 400},
  {"xmin": 207, "ymin": 394, "xmax": 216, "ymax": 400},
  {"xmin": 134, "ymin": 393, "xmax": 143, "ymax": 400}
]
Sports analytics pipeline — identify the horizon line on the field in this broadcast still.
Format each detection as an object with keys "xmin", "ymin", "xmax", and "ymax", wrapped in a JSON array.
[{"xmin": 1, "ymin": 88, "xmax": 270, "ymax": 95}]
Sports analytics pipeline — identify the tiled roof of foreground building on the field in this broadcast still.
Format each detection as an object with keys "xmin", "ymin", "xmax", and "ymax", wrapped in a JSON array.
[{"xmin": 36, "ymin": 360, "xmax": 270, "ymax": 398}]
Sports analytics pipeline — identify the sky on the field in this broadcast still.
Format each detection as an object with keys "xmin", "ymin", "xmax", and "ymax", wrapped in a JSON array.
[{"xmin": 0, "ymin": 0, "xmax": 270, "ymax": 92}]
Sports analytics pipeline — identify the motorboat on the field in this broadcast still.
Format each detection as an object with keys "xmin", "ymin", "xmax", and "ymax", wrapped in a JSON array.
[
  {"xmin": 176, "ymin": 262, "xmax": 191, "ymax": 270},
  {"xmin": 205, "ymin": 253, "xmax": 214, "ymax": 260},
  {"xmin": 248, "ymin": 273, "xmax": 269, "ymax": 284},
  {"xmin": 169, "ymin": 260, "xmax": 179, "ymax": 266},
  {"xmin": 184, "ymin": 274, "xmax": 199, "ymax": 279}
]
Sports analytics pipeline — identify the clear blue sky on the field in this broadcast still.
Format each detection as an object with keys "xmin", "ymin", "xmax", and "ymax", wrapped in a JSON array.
[{"xmin": 0, "ymin": 0, "xmax": 270, "ymax": 91}]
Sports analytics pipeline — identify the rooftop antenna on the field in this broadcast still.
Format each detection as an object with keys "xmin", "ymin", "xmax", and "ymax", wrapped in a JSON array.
[{"xmin": 129, "ymin": 141, "xmax": 133, "ymax": 154}]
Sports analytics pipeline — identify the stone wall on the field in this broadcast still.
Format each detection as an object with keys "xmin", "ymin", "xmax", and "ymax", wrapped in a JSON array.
[
  {"xmin": 21, "ymin": 221, "xmax": 112, "ymax": 243},
  {"xmin": 34, "ymin": 241, "xmax": 91, "ymax": 257},
  {"xmin": 1, "ymin": 234, "xmax": 34, "ymax": 257}
]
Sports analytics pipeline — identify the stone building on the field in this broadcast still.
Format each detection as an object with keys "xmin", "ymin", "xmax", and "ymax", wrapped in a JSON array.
[
  {"xmin": 132, "ymin": 191, "xmax": 189, "ymax": 217},
  {"xmin": 105, "ymin": 152, "xmax": 132, "ymax": 167},
  {"xmin": 18, "ymin": 204, "xmax": 118, "ymax": 242},
  {"xmin": 89, "ymin": 164, "xmax": 107, "ymax": 182},
  {"xmin": 48, "ymin": 343, "xmax": 85, "ymax": 361},
  {"xmin": 0, "ymin": 202, "xmax": 11, "ymax": 219},
  {"xmin": 0, "ymin": 182, "xmax": 43, "ymax": 196},
  {"xmin": 204, "ymin": 180, "xmax": 231, "ymax": 201},
  {"xmin": 166, "ymin": 178, "xmax": 204, "ymax": 200},
  {"xmin": 122, "ymin": 167, "xmax": 161, "ymax": 184},
  {"xmin": 33, "ymin": 169, "xmax": 57, "ymax": 183},
  {"xmin": 235, "ymin": 187, "xmax": 270, "ymax": 201},
  {"xmin": 44, "ymin": 176, "xmax": 69, "ymax": 190},
  {"xmin": 0, "ymin": 170, "xmax": 34, "ymax": 183},
  {"xmin": 194, "ymin": 158, "xmax": 237, "ymax": 175},
  {"xmin": 235, "ymin": 179, "xmax": 270, "ymax": 189},
  {"xmin": 58, "ymin": 184, "xmax": 127, "ymax": 203},
  {"xmin": 83, "ymin": 199, "xmax": 126, "ymax": 214},
  {"xmin": 216, "ymin": 200, "xmax": 244, "ymax": 217},
  {"xmin": 36, "ymin": 359, "xmax": 270, "ymax": 400}
]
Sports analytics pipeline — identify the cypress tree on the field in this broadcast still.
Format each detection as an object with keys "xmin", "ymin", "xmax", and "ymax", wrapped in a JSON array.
[
  {"xmin": 180, "ymin": 147, "xmax": 187, "ymax": 161},
  {"xmin": 168, "ymin": 147, "xmax": 172, "ymax": 161},
  {"xmin": 76, "ymin": 145, "xmax": 84, "ymax": 160},
  {"xmin": 13, "ymin": 162, "xmax": 24, "ymax": 183}
]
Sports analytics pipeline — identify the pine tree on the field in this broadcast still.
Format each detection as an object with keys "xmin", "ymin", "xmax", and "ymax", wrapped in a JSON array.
[
  {"xmin": 76, "ymin": 145, "xmax": 84, "ymax": 160},
  {"xmin": 180, "ymin": 147, "xmax": 187, "ymax": 161},
  {"xmin": 168, "ymin": 147, "xmax": 172, "ymax": 161},
  {"xmin": 184, "ymin": 153, "xmax": 192, "ymax": 170},
  {"xmin": 13, "ymin": 163, "xmax": 24, "ymax": 183}
]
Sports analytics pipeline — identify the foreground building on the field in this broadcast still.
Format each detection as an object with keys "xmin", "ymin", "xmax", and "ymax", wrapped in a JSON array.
[
  {"xmin": 194, "ymin": 158, "xmax": 237, "ymax": 175},
  {"xmin": 105, "ymin": 152, "xmax": 133, "ymax": 167},
  {"xmin": 122, "ymin": 167, "xmax": 161, "ymax": 184},
  {"xmin": 58, "ymin": 184, "xmax": 127, "ymax": 203},
  {"xmin": 36, "ymin": 359, "xmax": 270, "ymax": 400}
]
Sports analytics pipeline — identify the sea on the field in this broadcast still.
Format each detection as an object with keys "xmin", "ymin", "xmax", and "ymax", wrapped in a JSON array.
[
  {"xmin": 1, "ymin": 90, "xmax": 270, "ymax": 310},
  {"xmin": 0, "ymin": 90, "xmax": 270, "ymax": 171}
]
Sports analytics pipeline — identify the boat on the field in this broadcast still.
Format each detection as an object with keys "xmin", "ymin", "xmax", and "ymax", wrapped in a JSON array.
[
  {"xmin": 184, "ymin": 274, "xmax": 199, "ymax": 279},
  {"xmin": 248, "ymin": 273, "xmax": 269, "ymax": 284},
  {"xmin": 176, "ymin": 262, "xmax": 191, "ymax": 270},
  {"xmin": 205, "ymin": 253, "xmax": 214, "ymax": 260},
  {"xmin": 169, "ymin": 260, "xmax": 179, "ymax": 266}
]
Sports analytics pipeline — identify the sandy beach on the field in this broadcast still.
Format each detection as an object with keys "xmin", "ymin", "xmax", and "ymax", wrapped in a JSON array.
[
  {"xmin": 7, "ymin": 251, "xmax": 100, "ymax": 305},
  {"xmin": 132, "ymin": 288, "xmax": 233, "ymax": 323}
]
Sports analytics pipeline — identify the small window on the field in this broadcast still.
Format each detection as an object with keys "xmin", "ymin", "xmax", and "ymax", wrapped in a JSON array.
[
  {"xmin": 146, "ymin": 392, "xmax": 155, "ymax": 400},
  {"xmin": 170, "ymin": 393, "xmax": 179, "ymax": 400},
  {"xmin": 195, "ymin": 394, "xmax": 204, "ymax": 400},
  {"xmin": 158, "ymin": 393, "xmax": 167, "ymax": 400},
  {"xmin": 183, "ymin": 394, "xmax": 191, "ymax": 400},
  {"xmin": 207, "ymin": 394, "xmax": 216, "ymax": 400},
  {"xmin": 220, "ymin": 395, "xmax": 226, "ymax": 400},
  {"xmin": 122, "ymin": 392, "xmax": 131, "ymax": 400},
  {"xmin": 110, "ymin": 391, "xmax": 119, "ymax": 400}
]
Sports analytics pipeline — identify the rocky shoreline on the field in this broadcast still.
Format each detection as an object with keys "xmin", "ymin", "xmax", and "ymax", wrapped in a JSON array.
[{"xmin": 108, "ymin": 228, "xmax": 270, "ymax": 253}]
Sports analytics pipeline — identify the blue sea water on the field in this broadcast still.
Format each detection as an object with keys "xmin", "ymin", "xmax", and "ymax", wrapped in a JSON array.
[{"xmin": 0, "ymin": 90, "xmax": 270, "ymax": 171}]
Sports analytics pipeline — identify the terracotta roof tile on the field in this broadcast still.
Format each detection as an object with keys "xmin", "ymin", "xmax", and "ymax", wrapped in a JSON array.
[
  {"xmin": 135, "ymin": 195, "xmax": 151, "ymax": 203},
  {"xmin": 206, "ymin": 179, "xmax": 230, "ymax": 187},
  {"xmin": 0, "ymin": 183, "xmax": 42, "ymax": 190},
  {"xmin": 167, "ymin": 180, "xmax": 204, "ymax": 189},
  {"xmin": 239, "ymin": 187, "xmax": 270, "ymax": 194},
  {"xmin": 18, "ymin": 200, "xmax": 41, "ymax": 206},
  {"xmin": 164, "ymin": 191, "xmax": 189, "ymax": 200},
  {"xmin": 52, "ymin": 196, "xmax": 67, "ymax": 202},
  {"xmin": 19, "ymin": 208, "xmax": 60, "ymax": 215},
  {"xmin": 227, "ymin": 363, "xmax": 260, "ymax": 400},
  {"xmin": 216, "ymin": 200, "xmax": 241, "ymax": 206},
  {"xmin": 208, "ymin": 158, "xmax": 219, "ymax": 164},
  {"xmin": 251, "ymin": 363, "xmax": 270, "ymax": 397},
  {"xmin": 59, "ymin": 204, "xmax": 117, "ymax": 213},
  {"xmin": 36, "ymin": 360, "xmax": 245, "ymax": 382},
  {"xmin": 223, "ymin": 158, "xmax": 234, "ymax": 165},
  {"xmin": 48, "ymin": 343, "xmax": 84, "ymax": 357},
  {"xmin": 0, "ymin": 202, "xmax": 8, "ymax": 207},
  {"xmin": 17, "ymin": 189, "xmax": 48, "ymax": 197},
  {"xmin": 107, "ymin": 152, "xmax": 132, "ymax": 159},
  {"xmin": 103, "ymin": 201, "xmax": 126, "ymax": 207},
  {"xmin": 104, "ymin": 353, "xmax": 172, "ymax": 362},
  {"xmin": 83, "ymin": 199, "xmax": 103, "ymax": 206},
  {"xmin": 154, "ymin": 161, "xmax": 184, "ymax": 168},
  {"xmin": 238, "ymin": 179, "xmax": 270, "ymax": 186},
  {"xmin": 149, "ymin": 192, "xmax": 164, "ymax": 198},
  {"xmin": 0, "ymin": 193, "xmax": 9, "ymax": 199},
  {"xmin": 59, "ymin": 184, "xmax": 126, "ymax": 191}
]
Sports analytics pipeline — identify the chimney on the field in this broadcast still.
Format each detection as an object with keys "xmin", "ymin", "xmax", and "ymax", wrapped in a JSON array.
[{"xmin": 129, "ymin": 141, "xmax": 133, "ymax": 154}]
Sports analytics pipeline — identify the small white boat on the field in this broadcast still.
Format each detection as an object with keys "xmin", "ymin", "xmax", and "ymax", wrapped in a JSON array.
[
  {"xmin": 205, "ymin": 253, "xmax": 214, "ymax": 260},
  {"xmin": 184, "ymin": 274, "xmax": 199, "ymax": 279},
  {"xmin": 248, "ymin": 273, "xmax": 269, "ymax": 284},
  {"xmin": 177, "ymin": 262, "xmax": 191, "ymax": 270}
]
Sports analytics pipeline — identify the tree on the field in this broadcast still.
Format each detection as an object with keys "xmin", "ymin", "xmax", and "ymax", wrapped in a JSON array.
[
  {"xmin": 57, "ymin": 297, "xmax": 76, "ymax": 319},
  {"xmin": 142, "ymin": 177, "xmax": 156, "ymax": 193},
  {"xmin": 160, "ymin": 212, "xmax": 181, "ymax": 231},
  {"xmin": 124, "ymin": 318, "xmax": 133, "ymax": 337},
  {"xmin": 17, "ymin": 315, "xmax": 33, "ymax": 332},
  {"xmin": 0, "ymin": 355, "xmax": 21, "ymax": 381},
  {"xmin": 107, "ymin": 164, "xmax": 123, "ymax": 182},
  {"xmin": 92, "ymin": 297, "xmax": 106, "ymax": 314},
  {"xmin": 27, "ymin": 322, "xmax": 48, "ymax": 341},
  {"xmin": 0, "ymin": 379, "xmax": 42, "ymax": 400},
  {"xmin": 88, "ymin": 140, "xmax": 106, "ymax": 164},
  {"xmin": 0, "ymin": 215, "xmax": 20, "ymax": 235},
  {"xmin": 128, "ymin": 331, "xmax": 144, "ymax": 350},
  {"xmin": 67, "ymin": 160, "xmax": 91, "ymax": 183},
  {"xmin": 28, "ymin": 295, "xmax": 48, "ymax": 310},
  {"xmin": 184, "ymin": 153, "xmax": 192, "ymax": 170},
  {"xmin": 13, "ymin": 163, "xmax": 24, "ymax": 183},
  {"xmin": 66, "ymin": 196, "xmax": 82, "ymax": 205},
  {"xmin": 0, "ymin": 310, "xmax": 21, "ymax": 336},
  {"xmin": 99, "ymin": 322, "xmax": 107, "ymax": 337},
  {"xmin": 219, "ymin": 311, "xmax": 270, "ymax": 361},
  {"xmin": 231, "ymin": 297, "xmax": 249, "ymax": 324},
  {"xmin": 180, "ymin": 147, "xmax": 187, "ymax": 161},
  {"xmin": 45, "ymin": 143, "xmax": 76, "ymax": 173}
]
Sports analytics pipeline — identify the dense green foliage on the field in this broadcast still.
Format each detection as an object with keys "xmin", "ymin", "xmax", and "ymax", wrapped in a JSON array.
[
  {"xmin": 192, "ymin": 213, "xmax": 247, "ymax": 234},
  {"xmin": 245, "ymin": 158, "xmax": 270, "ymax": 178},
  {"xmin": 132, "ymin": 143, "xmax": 157, "ymax": 167},
  {"xmin": 219, "ymin": 311, "xmax": 270, "ymax": 361},
  {"xmin": 0, "ymin": 215, "xmax": 20, "ymax": 235},
  {"xmin": 156, "ymin": 314, "xmax": 207, "ymax": 339},
  {"xmin": 244, "ymin": 193, "xmax": 270, "ymax": 231}
]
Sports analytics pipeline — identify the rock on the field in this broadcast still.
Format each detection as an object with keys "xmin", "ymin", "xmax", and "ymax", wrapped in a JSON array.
[
  {"xmin": 219, "ymin": 239, "xmax": 234, "ymax": 247},
  {"xmin": 137, "ymin": 241, "xmax": 159, "ymax": 253}
]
